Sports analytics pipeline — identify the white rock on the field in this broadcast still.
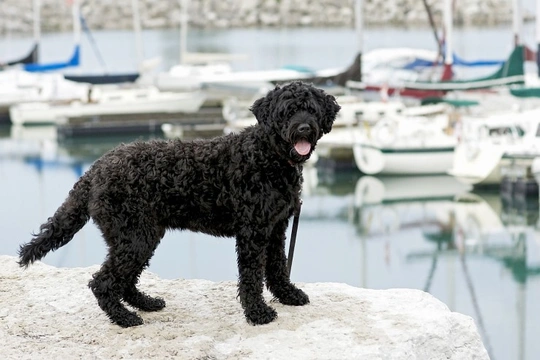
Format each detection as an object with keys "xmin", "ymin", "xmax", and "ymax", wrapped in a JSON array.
[{"xmin": 0, "ymin": 255, "xmax": 488, "ymax": 360}]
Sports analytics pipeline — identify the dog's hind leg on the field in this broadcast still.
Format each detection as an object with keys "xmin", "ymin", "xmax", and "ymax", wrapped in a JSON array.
[
  {"xmin": 89, "ymin": 224, "xmax": 165, "ymax": 327},
  {"xmin": 265, "ymin": 220, "xmax": 310, "ymax": 306},
  {"xmin": 236, "ymin": 230, "xmax": 277, "ymax": 325},
  {"xmin": 88, "ymin": 253, "xmax": 143, "ymax": 328},
  {"xmin": 122, "ymin": 227, "xmax": 166, "ymax": 312}
]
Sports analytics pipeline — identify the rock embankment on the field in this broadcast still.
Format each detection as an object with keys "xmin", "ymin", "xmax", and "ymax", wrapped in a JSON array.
[
  {"xmin": 0, "ymin": 0, "xmax": 528, "ymax": 35},
  {"xmin": 0, "ymin": 255, "xmax": 489, "ymax": 359}
]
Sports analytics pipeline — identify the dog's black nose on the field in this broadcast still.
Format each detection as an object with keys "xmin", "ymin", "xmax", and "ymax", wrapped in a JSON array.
[{"xmin": 298, "ymin": 124, "xmax": 311, "ymax": 133}]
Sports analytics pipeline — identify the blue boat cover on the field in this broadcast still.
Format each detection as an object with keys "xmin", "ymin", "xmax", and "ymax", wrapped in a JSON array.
[{"xmin": 24, "ymin": 45, "xmax": 80, "ymax": 72}]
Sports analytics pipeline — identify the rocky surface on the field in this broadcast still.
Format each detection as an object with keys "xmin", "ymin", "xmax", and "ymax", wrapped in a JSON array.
[
  {"xmin": 0, "ymin": 255, "xmax": 490, "ymax": 359},
  {"xmin": 0, "ymin": 0, "xmax": 530, "ymax": 35}
]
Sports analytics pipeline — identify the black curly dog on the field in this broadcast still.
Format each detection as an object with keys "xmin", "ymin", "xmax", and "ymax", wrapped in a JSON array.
[{"xmin": 18, "ymin": 81, "xmax": 340, "ymax": 328}]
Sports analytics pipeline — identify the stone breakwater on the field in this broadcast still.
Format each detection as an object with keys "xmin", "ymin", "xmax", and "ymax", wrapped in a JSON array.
[{"xmin": 0, "ymin": 0, "xmax": 529, "ymax": 35}]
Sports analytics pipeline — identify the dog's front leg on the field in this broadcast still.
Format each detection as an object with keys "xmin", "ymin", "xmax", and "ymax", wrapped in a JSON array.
[
  {"xmin": 235, "ymin": 231, "xmax": 277, "ymax": 325},
  {"xmin": 265, "ymin": 219, "xmax": 310, "ymax": 306}
]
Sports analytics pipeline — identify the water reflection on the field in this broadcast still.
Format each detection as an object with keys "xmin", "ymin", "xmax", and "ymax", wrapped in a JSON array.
[
  {"xmin": 2, "ymin": 127, "xmax": 540, "ymax": 359},
  {"xmin": 310, "ymin": 169, "xmax": 540, "ymax": 360}
]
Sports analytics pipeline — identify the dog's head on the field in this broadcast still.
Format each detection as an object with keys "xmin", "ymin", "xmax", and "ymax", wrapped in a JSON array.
[{"xmin": 250, "ymin": 81, "xmax": 341, "ymax": 164}]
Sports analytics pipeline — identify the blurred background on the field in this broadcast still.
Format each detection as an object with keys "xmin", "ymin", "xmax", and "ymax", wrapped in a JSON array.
[{"xmin": 2, "ymin": 1, "xmax": 540, "ymax": 359}]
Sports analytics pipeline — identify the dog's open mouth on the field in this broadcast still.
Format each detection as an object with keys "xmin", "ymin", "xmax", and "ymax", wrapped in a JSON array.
[{"xmin": 294, "ymin": 140, "xmax": 312, "ymax": 156}]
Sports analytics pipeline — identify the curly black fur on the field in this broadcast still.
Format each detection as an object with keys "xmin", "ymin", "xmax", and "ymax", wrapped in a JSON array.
[{"xmin": 18, "ymin": 81, "xmax": 341, "ymax": 328}]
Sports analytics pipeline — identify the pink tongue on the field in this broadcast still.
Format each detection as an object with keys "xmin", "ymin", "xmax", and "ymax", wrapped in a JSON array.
[{"xmin": 295, "ymin": 140, "xmax": 311, "ymax": 155}]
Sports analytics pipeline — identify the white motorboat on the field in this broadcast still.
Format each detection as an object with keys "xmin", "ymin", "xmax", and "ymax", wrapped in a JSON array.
[
  {"xmin": 448, "ymin": 109, "xmax": 540, "ymax": 186},
  {"xmin": 0, "ymin": 70, "xmax": 90, "ymax": 121},
  {"xmin": 352, "ymin": 131, "xmax": 456, "ymax": 176},
  {"xmin": 317, "ymin": 104, "xmax": 456, "ymax": 175},
  {"xmin": 220, "ymin": 92, "xmax": 453, "ymax": 174},
  {"xmin": 9, "ymin": 86, "xmax": 207, "ymax": 126}
]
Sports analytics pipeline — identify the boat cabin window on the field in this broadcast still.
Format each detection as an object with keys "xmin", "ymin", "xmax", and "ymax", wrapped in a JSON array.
[{"xmin": 488, "ymin": 126, "xmax": 524, "ymax": 137}]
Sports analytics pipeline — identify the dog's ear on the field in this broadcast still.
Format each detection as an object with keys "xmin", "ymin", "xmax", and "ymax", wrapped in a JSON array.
[
  {"xmin": 250, "ymin": 85, "xmax": 280, "ymax": 130},
  {"xmin": 250, "ymin": 96, "xmax": 268, "ymax": 127},
  {"xmin": 250, "ymin": 95, "xmax": 271, "ymax": 130},
  {"xmin": 319, "ymin": 93, "xmax": 341, "ymax": 134}
]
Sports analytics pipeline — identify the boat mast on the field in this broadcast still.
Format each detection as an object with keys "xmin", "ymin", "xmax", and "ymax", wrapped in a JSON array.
[
  {"xmin": 32, "ymin": 0, "xmax": 40, "ymax": 62},
  {"xmin": 512, "ymin": 0, "xmax": 523, "ymax": 46},
  {"xmin": 131, "ymin": 0, "xmax": 144, "ymax": 66},
  {"xmin": 421, "ymin": 0, "xmax": 442, "ymax": 57},
  {"xmin": 179, "ymin": 0, "xmax": 188, "ymax": 64},
  {"xmin": 354, "ymin": 0, "xmax": 363, "ymax": 82},
  {"xmin": 442, "ymin": 0, "xmax": 453, "ymax": 80},
  {"xmin": 72, "ymin": 0, "xmax": 81, "ymax": 47}
]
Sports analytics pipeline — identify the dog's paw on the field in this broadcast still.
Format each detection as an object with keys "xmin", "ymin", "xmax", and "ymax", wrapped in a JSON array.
[
  {"xmin": 124, "ymin": 293, "xmax": 166, "ymax": 312},
  {"xmin": 141, "ymin": 297, "xmax": 166, "ymax": 312},
  {"xmin": 277, "ymin": 287, "xmax": 310, "ymax": 306},
  {"xmin": 113, "ymin": 312, "xmax": 144, "ymax": 328},
  {"xmin": 245, "ymin": 304, "xmax": 278, "ymax": 325}
]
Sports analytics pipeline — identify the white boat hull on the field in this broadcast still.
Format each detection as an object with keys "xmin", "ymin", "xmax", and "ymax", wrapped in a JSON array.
[
  {"xmin": 353, "ymin": 145, "xmax": 455, "ymax": 175},
  {"xmin": 10, "ymin": 88, "xmax": 207, "ymax": 126},
  {"xmin": 448, "ymin": 142, "xmax": 537, "ymax": 186},
  {"xmin": 449, "ymin": 108, "xmax": 540, "ymax": 186},
  {"xmin": 316, "ymin": 108, "xmax": 457, "ymax": 175},
  {"xmin": 450, "ymin": 157, "xmax": 535, "ymax": 186}
]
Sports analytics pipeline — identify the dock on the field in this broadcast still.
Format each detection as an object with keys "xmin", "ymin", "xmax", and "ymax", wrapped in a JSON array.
[{"xmin": 56, "ymin": 107, "xmax": 225, "ymax": 139}]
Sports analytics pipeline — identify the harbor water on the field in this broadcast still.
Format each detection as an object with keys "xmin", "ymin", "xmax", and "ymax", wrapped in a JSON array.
[{"xmin": 2, "ymin": 24, "xmax": 540, "ymax": 359}]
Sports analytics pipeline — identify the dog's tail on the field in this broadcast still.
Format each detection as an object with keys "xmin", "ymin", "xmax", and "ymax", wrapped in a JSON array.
[{"xmin": 18, "ymin": 173, "xmax": 92, "ymax": 267}]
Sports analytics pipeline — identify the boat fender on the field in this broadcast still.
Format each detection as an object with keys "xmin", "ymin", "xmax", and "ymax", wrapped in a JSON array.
[{"xmin": 362, "ymin": 121, "xmax": 372, "ymax": 139}]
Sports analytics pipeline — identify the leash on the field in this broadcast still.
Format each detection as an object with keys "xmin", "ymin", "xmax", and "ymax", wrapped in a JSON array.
[{"xmin": 287, "ymin": 199, "xmax": 302, "ymax": 276}]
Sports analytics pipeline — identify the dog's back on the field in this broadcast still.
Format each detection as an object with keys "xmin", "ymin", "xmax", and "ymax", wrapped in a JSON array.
[{"xmin": 84, "ymin": 127, "xmax": 298, "ymax": 237}]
